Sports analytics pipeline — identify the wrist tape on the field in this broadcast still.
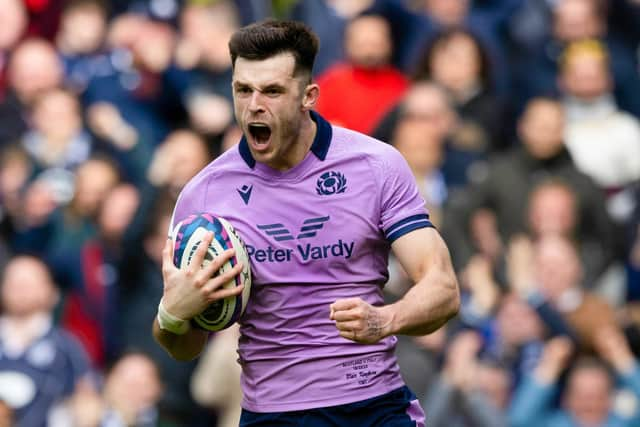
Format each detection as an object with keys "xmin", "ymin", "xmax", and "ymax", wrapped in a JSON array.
[{"xmin": 157, "ymin": 299, "xmax": 191, "ymax": 335}]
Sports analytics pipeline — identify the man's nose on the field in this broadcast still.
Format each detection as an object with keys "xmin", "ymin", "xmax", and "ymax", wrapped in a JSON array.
[{"xmin": 248, "ymin": 91, "xmax": 265, "ymax": 113}]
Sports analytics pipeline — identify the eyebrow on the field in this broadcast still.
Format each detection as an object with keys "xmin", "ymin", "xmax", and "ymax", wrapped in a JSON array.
[
  {"xmin": 233, "ymin": 81, "xmax": 289, "ymax": 92},
  {"xmin": 262, "ymin": 84, "xmax": 286, "ymax": 92}
]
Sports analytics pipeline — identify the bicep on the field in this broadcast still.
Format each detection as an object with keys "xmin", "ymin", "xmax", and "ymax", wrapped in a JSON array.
[{"xmin": 391, "ymin": 226, "xmax": 455, "ymax": 284}]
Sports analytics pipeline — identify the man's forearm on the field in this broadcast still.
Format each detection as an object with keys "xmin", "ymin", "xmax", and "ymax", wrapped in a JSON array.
[
  {"xmin": 152, "ymin": 318, "xmax": 209, "ymax": 361},
  {"xmin": 381, "ymin": 266, "xmax": 459, "ymax": 336}
]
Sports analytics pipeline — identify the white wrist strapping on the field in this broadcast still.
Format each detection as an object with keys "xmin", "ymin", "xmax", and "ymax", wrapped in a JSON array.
[{"xmin": 157, "ymin": 299, "xmax": 191, "ymax": 335}]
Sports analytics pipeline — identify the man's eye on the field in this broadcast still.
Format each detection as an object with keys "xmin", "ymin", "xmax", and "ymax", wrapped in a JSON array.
[
  {"xmin": 237, "ymin": 87, "xmax": 251, "ymax": 94},
  {"xmin": 265, "ymin": 88, "xmax": 281, "ymax": 96}
]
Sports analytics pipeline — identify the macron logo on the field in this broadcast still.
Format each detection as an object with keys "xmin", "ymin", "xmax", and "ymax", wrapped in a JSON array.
[{"xmin": 237, "ymin": 184, "xmax": 253, "ymax": 205}]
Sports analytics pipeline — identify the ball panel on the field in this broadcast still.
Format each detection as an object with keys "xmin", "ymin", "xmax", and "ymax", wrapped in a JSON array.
[
  {"xmin": 192, "ymin": 233, "xmax": 237, "ymax": 330},
  {"xmin": 218, "ymin": 216, "xmax": 252, "ymax": 316}
]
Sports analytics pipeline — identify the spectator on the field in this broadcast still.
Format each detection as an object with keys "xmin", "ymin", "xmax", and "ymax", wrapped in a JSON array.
[
  {"xmin": 44, "ymin": 158, "xmax": 120, "ymax": 363},
  {"xmin": 469, "ymin": 290, "xmax": 546, "ymax": 382},
  {"xmin": 512, "ymin": 0, "xmax": 640, "ymax": 118},
  {"xmin": 61, "ymin": 183, "xmax": 141, "ymax": 368},
  {"xmin": 117, "ymin": 198, "xmax": 212, "ymax": 426},
  {"xmin": 560, "ymin": 39, "xmax": 640, "ymax": 189},
  {"xmin": 0, "ymin": 256, "xmax": 94, "ymax": 427},
  {"xmin": 527, "ymin": 180, "xmax": 578, "ymax": 240},
  {"xmin": 510, "ymin": 330, "xmax": 640, "ymax": 427},
  {"xmin": 22, "ymin": 88, "xmax": 92, "ymax": 205},
  {"xmin": 0, "ymin": 37, "xmax": 63, "ymax": 146},
  {"xmin": 525, "ymin": 179, "xmax": 625, "ymax": 303},
  {"xmin": 441, "ymin": 97, "xmax": 615, "ymax": 284},
  {"xmin": 100, "ymin": 352, "xmax": 163, "ymax": 427},
  {"xmin": 5, "ymin": 37, "xmax": 63, "ymax": 108},
  {"xmin": 65, "ymin": 351, "xmax": 165, "ymax": 427},
  {"xmin": 9, "ymin": 157, "xmax": 121, "ymax": 325},
  {"xmin": 380, "ymin": 81, "xmax": 483, "ymax": 189},
  {"xmin": 413, "ymin": 28, "xmax": 508, "ymax": 152},
  {"xmin": 172, "ymin": 1, "xmax": 238, "ymax": 139},
  {"xmin": 422, "ymin": 330, "xmax": 510, "ymax": 427},
  {"xmin": 86, "ymin": 101, "xmax": 152, "ymax": 185},
  {"xmin": 146, "ymin": 129, "xmax": 212, "ymax": 198},
  {"xmin": 315, "ymin": 14, "xmax": 408, "ymax": 135},
  {"xmin": 558, "ymin": 39, "xmax": 640, "ymax": 228},
  {"xmin": 508, "ymin": 234, "xmax": 618, "ymax": 351},
  {"xmin": 55, "ymin": 0, "xmax": 110, "ymax": 94},
  {"xmin": 395, "ymin": 0, "xmax": 519, "ymax": 93},
  {"xmin": 83, "ymin": 14, "xmax": 184, "ymax": 146}
]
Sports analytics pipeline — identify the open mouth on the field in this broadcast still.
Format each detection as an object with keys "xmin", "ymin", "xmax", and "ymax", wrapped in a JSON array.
[{"xmin": 248, "ymin": 123, "xmax": 272, "ymax": 146}]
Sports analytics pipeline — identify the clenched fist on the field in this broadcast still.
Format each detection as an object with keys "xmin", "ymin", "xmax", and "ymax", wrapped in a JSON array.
[{"xmin": 330, "ymin": 298, "xmax": 393, "ymax": 344}]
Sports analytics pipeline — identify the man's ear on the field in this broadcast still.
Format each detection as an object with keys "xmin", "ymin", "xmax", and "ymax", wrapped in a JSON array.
[{"xmin": 302, "ymin": 83, "xmax": 320, "ymax": 111}]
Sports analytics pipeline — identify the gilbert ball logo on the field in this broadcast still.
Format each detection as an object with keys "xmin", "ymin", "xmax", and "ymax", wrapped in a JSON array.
[{"xmin": 316, "ymin": 171, "xmax": 347, "ymax": 196}]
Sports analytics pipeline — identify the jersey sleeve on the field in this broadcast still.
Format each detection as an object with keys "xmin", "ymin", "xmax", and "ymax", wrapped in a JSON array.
[
  {"xmin": 168, "ymin": 176, "xmax": 208, "ymax": 236},
  {"xmin": 377, "ymin": 147, "xmax": 433, "ymax": 243}
]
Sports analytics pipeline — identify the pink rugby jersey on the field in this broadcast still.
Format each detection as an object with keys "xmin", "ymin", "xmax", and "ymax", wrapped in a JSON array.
[{"xmin": 171, "ymin": 111, "xmax": 433, "ymax": 412}]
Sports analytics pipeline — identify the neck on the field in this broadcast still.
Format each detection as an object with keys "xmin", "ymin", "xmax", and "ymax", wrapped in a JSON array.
[
  {"xmin": 1, "ymin": 312, "xmax": 51, "ymax": 354},
  {"xmin": 564, "ymin": 94, "xmax": 616, "ymax": 121}
]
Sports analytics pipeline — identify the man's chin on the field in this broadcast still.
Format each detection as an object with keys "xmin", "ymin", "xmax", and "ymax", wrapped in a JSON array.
[{"xmin": 250, "ymin": 148, "xmax": 274, "ymax": 164}]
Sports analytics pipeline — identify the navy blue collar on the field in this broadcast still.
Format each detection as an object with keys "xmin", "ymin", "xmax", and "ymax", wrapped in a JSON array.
[{"xmin": 238, "ymin": 110, "xmax": 332, "ymax": 168}]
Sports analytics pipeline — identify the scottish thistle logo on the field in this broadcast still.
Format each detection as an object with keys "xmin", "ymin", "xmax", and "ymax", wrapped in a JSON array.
[{"xmin": 316, "ymin": 171, "xmax": 347, "ymax": 195}]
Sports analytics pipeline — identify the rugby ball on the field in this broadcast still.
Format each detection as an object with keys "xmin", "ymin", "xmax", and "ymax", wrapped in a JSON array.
[{"xmin": 171, "ymin": 213, "xmax": 251, "ymax": 331}]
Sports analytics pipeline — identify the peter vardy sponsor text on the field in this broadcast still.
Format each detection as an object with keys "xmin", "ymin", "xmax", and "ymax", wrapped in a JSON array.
[{"xmin": 246, "ymin": 240, "xmax": 354, "ymax": 262}]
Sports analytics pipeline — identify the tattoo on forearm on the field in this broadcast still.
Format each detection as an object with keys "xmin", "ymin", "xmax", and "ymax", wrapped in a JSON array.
[{"xmin": 366, "ymin": 311, "xmax": 383, "ymax": 341}]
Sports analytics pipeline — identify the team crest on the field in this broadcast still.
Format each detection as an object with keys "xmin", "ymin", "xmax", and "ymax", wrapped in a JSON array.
[{"xmin": 316, "ymin": 171, "xmax": 347, "ymax": 195}]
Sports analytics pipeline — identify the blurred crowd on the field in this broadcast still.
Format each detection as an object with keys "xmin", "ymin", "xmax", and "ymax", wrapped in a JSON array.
[{"xmin": 0, "ymin": 0, "xmax": 639, "ymax": 426}]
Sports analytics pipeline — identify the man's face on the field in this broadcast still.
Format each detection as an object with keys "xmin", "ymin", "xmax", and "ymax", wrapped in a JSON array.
[
  {"xmin": 553, "ymin": 0, "xmax": 603, "ymax": 41},
  {"xmin": 565, "ymin": 367, "xmax": 611, "ymax": 425},
  {"xmin": 232, "ymin": 52, "xmax": 310, "ymax": 170},
  {"xmin": 393, "ymin": 117, "xmax": 443, "ymax": 173},
  {"xmin": 534, "ymin": 236, "xmax": 582, "ymax": 300},
  {"xmin": 402, "ymin": 84, "xmax": 455, "ymax": 142},
  {"xmin": 561, "ymin": 55, "xmax": 611, "ymax": 101},
  {"xmin": 528, "ymin": 184, "xmax": 577, "ymax": 237},
  {"xmin": 424, "ymin": 0, "xmax": 469, "ymax": 27},
  {"xmin": 60, "ymin": 6, "xmax": 106, "ymax": 54},
  {"xmin": 344, "ymin": 15, "xmax": 392, "ymax": 68},
  {"xmin": 1, "ymin": 257, "xmax": 56, "ymax": 316},
  {"xmin": 32, "ymin": 90, "xmax": 82, "ymax": 140},
  {"xmin": 8, "ymin": 41, "xmax": 63, "ymax": 105},
  {"xmin": 519, "ymin": 100, "xmax": 565, "ymax": 159},
  {"xmin": 430, "ymin": 34, "xmax": 481, "ymax": 94}
]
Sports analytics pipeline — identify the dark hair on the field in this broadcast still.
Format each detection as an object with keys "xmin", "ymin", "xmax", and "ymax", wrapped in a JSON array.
[
  {"xmin": 228, "ymin": 20, "xmax": 319, "ymax": 78},
  {"xmin": 412, "ymin": 27, "xmax": 492, "ymax": 89}
]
